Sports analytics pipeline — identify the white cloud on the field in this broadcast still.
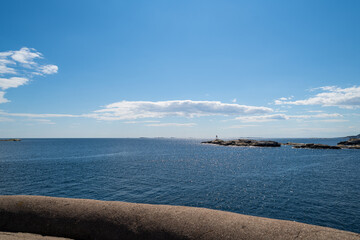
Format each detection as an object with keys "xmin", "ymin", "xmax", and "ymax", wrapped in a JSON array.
[
  {"xmin": 235, "ymin": 113, "xmax": 343, "ymax": 122},
  {"xmin": 294, "ymin": 113, "xmax": 343, "ymax": 119},
  {"xmin": 24, "ymin": 118, "xmax": 56, "ymax": 124},
  {"xmin": 0, "ymin": 77, "xmax": 29, "ymax": 90},
  {"xmin": 0, "ymin": 110, "xmax": 78, "ymax": 118},
  {"xmin": 38, "ymin": 64, "xmax": 58, "ymax": 75},
  {"xmin": 124, "ymin": 120, "xmax": 161, "ymax": 124},
  {"xmin": 0, "ymin": 52, "xmax": 12, "ymax": 58},
  {"xmin": 92, "ymin": 100, "xmax": 273, "ymax": 120},
  {"xmin": 0, "ymin": 91, "xmax": 9, "ymax": 103},
  {"xmin": 227, "ymin": 124, "xmax": 258, "ymax": 129},
  {"xmin": 0, "ymin": 116, "xmax": 13, "ymax": 122},
  {"xmin": 307, "ymin": 110, "xmax": 323, "ymax": 113},
  {"xmin": 0, "ymin": 58, "xmax": 16, "ymax": 74},
  {"xmin": 11, "ymin": 47, "xmax": 42, "ymax": 65},
  {"xmin": 1, "ymin": 47, "xmax": 57, "ymax": 74},
  {"xmin": 275, "ymin": 86, "xmax": 360, "ymax": 109},
  {"xmin": 236, "ymin": 114, "xmax": 289, "ymax": 122},
  {"xmin": 0, "ymin": 47, "xmax": 58, "ymax": 104},
  {"xmin": 314, "ymin": 119, "xmax": 348, "ymax": 123},
  {"xmin": 145, "ymin": 123, "xmax": 196, "ymax": 127},
  {"xmin": 274, "ymin": 96, "xmax": 294, "ymax": 104},
  {"xmin": 232, "ymin": 98, "xmax": 237, "ymax": 103}
]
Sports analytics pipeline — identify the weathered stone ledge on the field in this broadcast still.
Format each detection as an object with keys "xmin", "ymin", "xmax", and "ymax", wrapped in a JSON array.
[
  {"xmin": 0, "ymin": 195, "xmax": 359, "ymax": 240},
  {"xmin": 337, "ymin": 138, "xmax": 360, "ymax": 149},
  {"xmin": 202, "ymin": 139, "xmax": 281, "ymax": 147},
  {"xmin": 283, "ymin": 142, "xmax": 341, "ymax": 149},
  {"xmin": 282, "ymin": 138, "xmax": 360, "ymax": 149},
  {"xmin": 0, "ymin": 231, "xmax": 70, "ymax": 240}
]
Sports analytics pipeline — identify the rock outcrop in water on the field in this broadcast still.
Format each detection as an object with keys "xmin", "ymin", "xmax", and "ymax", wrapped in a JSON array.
[
  {"xmin": 0, "ymin": 139, "xmax": 21, "ymax": 141},
  {"xmin": 337, "ymin": 138, "xmax": 360, "ymax": 149},
  {"xmin": 202, "ymin": 139, "xmax": 281, "ymax": 147},
  {"xmin": 284, "ymin": 142, "xmax": 341, "ymax": 149}
]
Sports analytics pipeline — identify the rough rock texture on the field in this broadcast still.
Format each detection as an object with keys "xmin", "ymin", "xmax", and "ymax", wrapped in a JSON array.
[
  {"xmin": 337, "ymin": 145, "xmax": 360, "ymax": 149},
  {"xmin": 0, "ymin": 232, "xmax": 71, "ymax": 240},
  {"xmin": 285, "ymin": 143, "xmax": 341, "ymax": 149},
  {"xmin": 337, "ymin": 138, "xmax": 360, "ymax": 149},
  {"xmin": 202, "ymin": 139, "xmax": 281, "ymax": 147},
  {"xmin": 0, "ymin": 195, "xmax": 359, "ymax": 240}
]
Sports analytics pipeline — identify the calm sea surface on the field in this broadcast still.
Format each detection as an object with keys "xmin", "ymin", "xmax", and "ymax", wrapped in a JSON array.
[{"xmin": 0, "ymin": 138, "xmax": 359, "ymax": 233}]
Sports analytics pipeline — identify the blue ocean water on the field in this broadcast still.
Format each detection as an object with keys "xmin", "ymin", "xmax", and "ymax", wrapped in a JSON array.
[{"xmin": 0, "ymin": 138, "xmax": 359, "ymax": 233}]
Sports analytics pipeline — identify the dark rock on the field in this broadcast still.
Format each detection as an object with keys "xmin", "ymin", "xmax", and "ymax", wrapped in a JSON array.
[
  {"xmin": 337, "ymin": 138, "xmax": 360, "ymax": 146},
  {"xmin": 0, "ymin": 139, "xmax": 21, "ymax": 141},
  {"xmin": 337, "ymin": 145, "xmax": 360, "ymax": 149},
  {"xmin": 292, "ymin": 143, "xmax": 341, "ymax": 149},
  {"xmin": 283, "ymin": 142, "xmax": 305, "ymax": 146},
  {"xmin": 202, "ymin": 139, "xmax": 281, "ymax": 147}
]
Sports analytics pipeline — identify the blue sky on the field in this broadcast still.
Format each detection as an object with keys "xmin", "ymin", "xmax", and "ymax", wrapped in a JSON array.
[{"xmin": 0, "ymin": 0, "xmax": 359, "ymax": 138}]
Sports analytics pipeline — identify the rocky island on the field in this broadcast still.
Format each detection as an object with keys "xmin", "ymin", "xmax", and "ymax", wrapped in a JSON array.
[
  {"xmin": 0, "ymin": 139, "xmax": 21, "ymax": 141},
  {"xmin": 203, "ymin": 137, "xmax": 360, "ymax": 149},
  {"xmin": 283, "ymin": 142, "xmax": 341, "ymax": 149},
  {"xmin": 202, "ymin": 139, "xmax": 281, "ymax": 147},
  {"xmin": 337, "ymin": 138, "xmax": 360, "ymax": 149},
  {"xmin": 282, "ymin": 137, "xmax": 360, "ymax": 149}
]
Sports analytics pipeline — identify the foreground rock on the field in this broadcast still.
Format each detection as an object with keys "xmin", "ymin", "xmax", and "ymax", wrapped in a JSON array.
[
  {"xmin": 0, "ymin": 232, "xmax": 71, "ymax": 240},
  {"xmin": 337, "ymin": 138, "xmax": 360, "ymax": 149},
  {"xmin": 0, "ymin": 195, "xmax": 359, "ymax": 240},
  {"xmin": 202, "ymin": 139, "xmax": 281, "ymax": 147},
  {"xmin": 284, "ymin": 143, "xmax": 341, "ymax": 149}
]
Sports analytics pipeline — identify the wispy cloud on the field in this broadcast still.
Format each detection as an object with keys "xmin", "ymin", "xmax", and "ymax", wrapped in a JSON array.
[
  {"xmin": 0, "ymin": 110, "xmax": 78, "ymax": 118},
  {"xmin": 0, "ymin": 47, "xmax": 58, "ymax": 103},
  {"xmin": 0, "ymin": 77, "xmax": 28, "ymax": 90},
  {"xmin": 0, "ymin": 99, "xmax": 273, "ymax": 124},
  {"xmin": 0, "ymin": 91, "xmax": 9, "ymax": 103},
  {"xmin": 227, "ymin": 124, "xmax": 258, "ymax": 129},
  {"xmin": 236, "ymin": 114, "xmax": 289, "ymax": 122},
  {"xmin": 91, "ymin": 100, "xmax": 273, "ymax": 120},
  {"xmin": 145, "ymin": 123, "xmax": 196, "ymax": 127},
  {"xmin": 235, "ymin": 113, "xmax": 343, "ymax": 122},
  {"xmin": 275, "ymin": 86, "xmax": 360, "ymax": 109},
  {"xmin": 0, "ymin": 58, "xmax": 16, "ymax": 74},
  {"xmin": 124, "ymin": 120, "xmax": 161, "ymax": 124},
  {"xmin": 312, "ymin": 119, "xmax": 348, "ymax": 123},
  {"xmin": 10, "ymin": 47, "xmax": 42, "ymax": 65},
  {"xmin": 0, "ymin": 116, "xmax": 13, "ymax": 122},
  {"xmin": 38, "ymin": 64, "xmax": 58, "ymax": 75},
  {"xmin": 23, "ymin": 118, "xmax": 56, "ymax": 124}
]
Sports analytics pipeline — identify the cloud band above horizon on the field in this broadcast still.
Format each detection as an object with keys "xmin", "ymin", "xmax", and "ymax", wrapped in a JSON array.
[
  {"xmin": 275, "ymin": 86, "xmax": 360, "ymax": 109},
  {"xmin": 90, "ymin": 100, "xmax": 274, "ymax": 120}
]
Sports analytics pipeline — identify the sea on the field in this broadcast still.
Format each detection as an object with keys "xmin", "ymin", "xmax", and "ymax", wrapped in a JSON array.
[{"xmin": 0, "ymin": 138, "xmax": 359, "ymax": 233}]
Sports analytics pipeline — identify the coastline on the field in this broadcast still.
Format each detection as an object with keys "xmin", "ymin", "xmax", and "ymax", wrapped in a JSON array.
[{"xmin": 0, "ymin": 195, "xmax": 359, "ymax": 240}]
